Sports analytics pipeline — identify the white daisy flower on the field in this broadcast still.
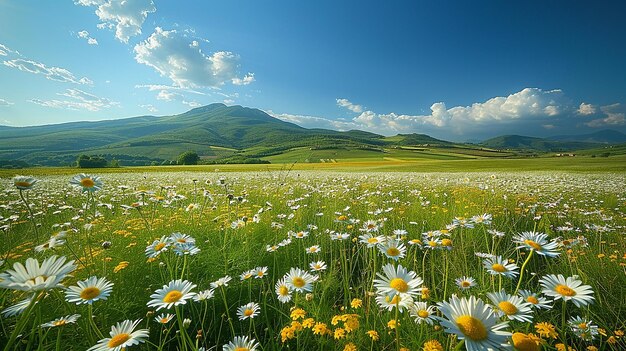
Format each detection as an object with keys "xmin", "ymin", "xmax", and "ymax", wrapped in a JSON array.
[
  {"xmin": 41, "ymin": 314, "xmax": 81, "ymax": 328},
  {"xmin": 147, "ymin": 279, "xmax": 197, "ymax": 310},
  {"xmin": 309, "ymin": 261, "xmax": 327, "ymax": 272},
  {"xmin": 145, "ymin": 236, "xmax": 170, "ymax": 258},
  {"xmin": 237, "ymin": 302, "xmax": 260, "ymax": 320},
  {"xmin": 483, "ymin": 256, "xmax": 519, "ymax": 279},
  {"xmin": 284, "ymin": 267, "xmax": 318, "ymax": 293},
  {"xmin": 0, "ymin": 255, "xmax": 76, "ymax": 291},
  {"xmin": 193, "ymin": 289, "xmax": 215, "ymax": 302},
  {"xmin": 210, "ymin": 276, "xmax": 232, "ymax": 289},
  {"xmin": 513, "ymin": 231, "xmax": 560, "ymax": 257},
  {"xmin": 87, "ymin": 319, "xmax": 149, "ymax": 351},
  {"xmin": 2, "ymin": 294, "xmax": 36, "ymax": 317},
  {"xmin": 275, "ymin": 278, "xmax": 292, "ymax": 303},
  {"xmin": 539, "ymin": 274, "xmax": 595, "ymax": 307},
  {"xmin": 486, "ymin": 290, "xmax": 533, "ymax": 322},
  {"xmin": 455, "ymin": 276, "xmax": 477, "ymax": 290},
  {"xmin": 376, "ymin": 292, "xmax": 414, "ymax": 312},
  {"xmin": 65, "ymin": 276, "xmax": 114, "ymax": 305},
  {"xmin": 154, "ymin": 313, "xmax": 174, "ymax": 324},
  {"xmin": 436, "ymin": 295, "xmax": 512, "ymax": 350},
  {"xmin": 517, "ymin": 290, "xmax": 552, "ymax": 310},
  {"xmin": 409, "ymin": 301, "xmax": 437, "ymax": 325},
  {"xmin": 373, "ymin": 263, "xmax": 423, "ymax": 298},
  {"xmin": 70, "ymin": 174, "xmax": 103, "ymax": 193},
  {"xmin": 223, "ymin": 335, "xmax": 259, "ymax": 351},
  {"xmin": 378, "ymin": 238, "xmax": 406, "ymax": 261}
]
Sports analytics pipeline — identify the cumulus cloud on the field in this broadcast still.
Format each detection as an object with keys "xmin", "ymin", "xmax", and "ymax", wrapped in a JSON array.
[
  {"xmin": 585, "ymin": 103, "xmax": 625, "ymax": 127},
  {"xmin": 1, "ymin": 43, "xmax": 92, "ymax": 85},
  {"xmin": 134, "ymin": 27, "xmax": 253, "ymax": 88},
  {"xmin": 77, "ymin": 30, "xmax": 98, "ymax": 45},
  {"xmin": 577, "ymin": 102, "xmax": 595, "ymax": 115},
  {"xmin": 140, "ymin": 104, "xmax": 158, "ymax": 113},
  {"xmin": 75, "ymin": 0, "xmax": 156, "ymax": 43},
  {"xmin": 0, "ymin": 98, "xmax": 13, "ymax": 106},
  {"xmin": 336, "ymin": 98, "xmax": 363, "ymax": 113},
  {"xmin": 30, "ymin": 88, "xmax": 118, "ymax": 111}
]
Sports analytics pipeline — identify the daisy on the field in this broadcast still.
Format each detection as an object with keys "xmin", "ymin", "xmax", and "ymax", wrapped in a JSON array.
[
  {"xmin": 359, "ymin": 233, "xmax": 386, "ymax": 248},
  {"xmin": 373, "ymin": 263, "xmax": 423, "ymax": 298},
  {"xmin": 34, "ymin": 236, "xmax": 66, "ymax": 253},
  {"xmin": 483, "ymin": 256, "xmax": 519, "ymax": 279},
  {"xmin": 539, "ymin": 274, "xmax": 595, "ymax": 307},
  {"xmin": 253, "ymin": 266, "xmax": 268, "ymax": 279},
  {"xmin": 145, "ymin": 236, "xmax": 170, "ymax": 258},
  {"xmin": 455, "ymin": 276, "xmax": 477, "ymax": 290},
  {"xmin": 309, "ymin": 261, "xmax": 327, "ymax": 272},
  {"xmin": 436, "ymin": 295, "xmax": 511, "ymax": 350},
  {"xmin": 2, "ymin": 294, "xmax": 36, "ymax": 317},
  {"xmin": 210, "ymin": 276, "xmax": 232, "ymax": 289},
  {"xmin": 292, "ymin": 230, "xmax": 309, "ymax": 239},
  {"xmin": 173, "ymin": 242, "xmax": 201, "ymax": 256},
  {"xmin": 518, "ymin": 290, "xmax": 552, "ymax": 310},
  {"xmin": 13, "ymin": 176, "xmax": 38, "ymax": 190},
  {"xmin": 41, "ymin": 314, "xmax": 81, "ymax": 328},
  {"xmin": 361, "ymin": 220, "xmax": 381, "ymax": 232},
  {"xmin": 66, "ymin": 276, "xmax": 114, "ymax": 305},
  {"xmin": 376, "ymin": 292, "xmax": 414, "ymax": 312},
  {"xmin": 147, "ymin": 279, "xmax": 197, "ymax": 310},
  {"xmin": 88, "ymin": 319, "xmax": 149, "ymax": 351},
  {"xmin": 568, "ymin": 316, "xmax": 598, "ymax": 341},
  {"xmin": 223, "ymin": 336, "xmax": 259, "ymax": 351},
  {"xmin": 275, "ymin": 278, "xmax": 292, "ymax": 303},
  {"xmin": 306, "ymin": 245, "xmax": 321, "ymax": 254},
  {"xmin": 70, "ymin": 174, "xmax": 103, "ymax": 193},
  {"xmin": 154, "ymin": 313, "xmax": 174, "ymax": 324},
  {"xmin": 237, "ymin": 302, "xmax": 260, "ymax": 320},
  {"xmin": 0, "ymin": 255, "xmax": 76, "ymax": 291},
  {"xmin": 471, "ymin": 213, "xmax": 492, "ymax": 226},
  {"xmin": 409, "ymin": 301, "xmax": 437, "ymax": 325},
  {"xmin": 486, "ymin": 290, "xmax": 533, "ymax": 322},
  {"xmin": 240, "ymin": 269, "xmax": 255, "ymax": 281},
  {"xmin": 422, "ymin": 237, "xmax": 442, "ymax": 250},
  {"xmin": 378, "ymin": 238, "xmax": 406, "ymax": 261},
  {"xmin": 168, "ymin": 232, "xmax": 196, "ymax": 245},
  {"xmin": 284, "ymin": 267, "xmax": 318, "ymax": 293},
  {"xmin": 513, "ymin": 231, "xmax": 560, "ymax": 257},
  {"xmin": 193, "ymin": 289, "xmax": 215, "ymax": 302}
]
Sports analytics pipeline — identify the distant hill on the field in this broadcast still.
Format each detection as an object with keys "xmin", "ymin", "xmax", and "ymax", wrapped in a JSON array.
[
  {"xmin": 481, "ymin": 135, "xmax": 599, "ymax": 152},
  {"xmin": 548, "ymin": 130, "xmax": 626, "ymax": 144}
]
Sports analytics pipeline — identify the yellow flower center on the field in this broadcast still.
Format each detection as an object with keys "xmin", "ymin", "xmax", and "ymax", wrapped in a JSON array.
[
  {"xmin": 512, "ymin": 333, "xmax": 540, "ymax": 351},
  {"xmin": 367, "ymin": 238, "xmax": 378, "ymax": 244},
  {"xmin": 387, "ymin": 295, "xmax": 401, "ymax": 304},
  {"xmin": 53, "ymin": 320, "xmax": 67, "ymax": 326},
  {"xmin": 461, "ymin": 281, "xmax": 471, "ymax": 288},
  {"xmin": 387, "ymin": 247, "xmax": 400, "ymax": 256},
  {"xmin": 163, "ymin": 290, "xmax": 183, "ymax": 303},
  {"xmin": 526, "ymin": 296, "xmax": 539, "ymax": 304},
  {"xmin": 80, "ymin": 287, "xmax": 101, "ymax": 300},
  {"xmin": 309, "ymin": 247, "xmax": 318, "ymax": 252},
  {"xmin": 455, "ymin": 315, "xmax": 487, "ymax": 341},
  {"xmin": 160, "ymin": 318, "xmax": 169, "ymax": 323},
  {"xmin": 428, "ymin": 241, "xmax": 437, "ymax": 247},
  {"xmin": 155, "ymin": 243, "xmax": 166, "ymax": 251},
  {"xmin": 417, "ymin": 310, "xmax": 430, "ymax": 318},
  {"xmin": 498, "ymin": 301, "xmax": 518, "ymax": 315},
  {"xmin": 491, "ymin": 263, "xmax": 507, "ymax": 273},
  {"xmin": 234, "ymin": 348, "xmax": 249, "ymax": 351},
  {"xmin": 80, "ymin": 178, "xmax": 95, "ymax": 188},
  {"xmin": 555, "ymin": 285, "xmax": 576, "ymax": 296},
  {"xmin": 441, "ymin": 239, "xmax": 452, "ymax": 246},
  {"xmin": 279, "ymin": 285, "xmax": 289, "ymax": 296},
  {"xmin": 338, "ymin": 215, "xmax": 347, "ymax": 221},
  {"xmin": 257, "ymin": 271, "xmax": 264, "ymax": 276},
  {"xmin": 107, "ymin": 333, "xmax": 130, "ymax": 348},
  {"xmin": 389, "ymin": 278, "xmax": 409, "ymax": 293},
  {"xmin": 524, "ymin": 239, "xmax": 542, "ymax": 250},
  {"xmin": 578, "ymin": 323, "xmax": 587, "ymax": 329},
  {"xmin": 292, "ymin": 277, "xmax": 306, "ymax": 288},
  {"xmin": 15, "ymin": 181, "xmax": 31, "ymax": 187},
  {"xmin": 244, "ymin": 309, "xmax": 254, "ymax": 317}
]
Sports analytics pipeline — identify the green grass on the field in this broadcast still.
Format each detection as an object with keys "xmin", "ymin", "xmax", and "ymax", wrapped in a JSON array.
[{"xmin": 0, "ymin": 170, "xmax": 624, "ymax": 350}]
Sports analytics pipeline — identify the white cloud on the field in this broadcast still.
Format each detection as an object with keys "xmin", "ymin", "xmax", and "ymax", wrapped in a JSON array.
[
  {"xmin": 1, "ymin": 43, "xmax": 92, "ymax": 85},
  {"xmin": 585, "ymin": 103, "xmax": 625, "ymax": 127},
  {"xmin": 232, "ymin": 73, "xmax": 255, "ymax": 86},
  {"xmin": 77, "ymin": 30, "xmax": 99, "ymax": 45},
  {"xmin": 267, "ymin": 110, "xmax": 358, "ymax": 131},
  {"xmin": 336, "ymin": 98, "xmax": 363, "ymax": 113},
  {"xmin": 30, "ymin": 88, "xmax": 118, "ymax": 111},
  {"xmin": 134, "ymin": 27, "xmax": 253, "ymax": 88},
  {"xmin": 156, "ymin": 89, "xmax": 182, "ymax": 101},
  {"xmin": 140, "ymin": 104, "xmax": 158, "ymax": 113},
  {"xmin": 75, "ymin": 0, "xmax": 156, "ymax": 43},
  {"xmin": 0, "ymin": 98, "xmax": 13, "ymax": 106},
  {"xmin": 577, "ymin": 102, "xmax": 596, "ymax": 115}
]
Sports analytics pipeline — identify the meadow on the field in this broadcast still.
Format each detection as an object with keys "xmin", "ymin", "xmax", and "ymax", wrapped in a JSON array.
[{"xmin": 0, "ymin": 167, "xmax": 625, "ymax": 351}]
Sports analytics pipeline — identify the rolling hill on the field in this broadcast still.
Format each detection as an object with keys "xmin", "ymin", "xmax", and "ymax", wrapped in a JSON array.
[{"xmin": 1, "ymin": 103, "xmax": 623, "ymax": 166}]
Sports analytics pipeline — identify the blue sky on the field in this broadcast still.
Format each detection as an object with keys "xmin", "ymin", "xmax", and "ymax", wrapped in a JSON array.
[{"xmin": 0, "ymin": 0, "xmax": 625, "ymax": 141}]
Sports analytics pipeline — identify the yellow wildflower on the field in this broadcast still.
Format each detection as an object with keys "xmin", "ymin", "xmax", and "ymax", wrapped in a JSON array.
[
  {"xmin": 302, "ymin": 318, "xmax": 315, "ymax": 329},
  {"xmin": 113, "ymin": 261, "xmax": 129, "ymax": 273},
  {"xmin": 313, "ymin": 322, "xmax": 329, "ymax": 336},
  {"xmin": 290, "ymin": 308, "xmax": 306, "ymax": 320},
  {"xmin": 351, "ymin": 298, "xmax": 363, "ymax": 308},
  {"xmin": 343, "ymin": 342, "xmax": 357, "ymax": 351},
  {"xmin": 387, "ymin": 319, "xmax": 398, "ymax": 329},
  {"xmin": 535, "ymin": 322, "xmax": 558, "ymax": 339},
  {"xmin": 366, "ymin": 330, "xmax": 379, "ymax": 341},
  {"xmin": 334, "ymin": 328, "xmax": 346, "ymax": 339},
  {"xmin": 423, "ymin": 340, "xmax": 443, "ymax": 351}
]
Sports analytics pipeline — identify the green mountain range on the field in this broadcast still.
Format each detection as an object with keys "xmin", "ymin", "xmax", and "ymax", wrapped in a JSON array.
[{"xmin": 0, "ymin": 103, "xmax": 624, "ymax": 166}]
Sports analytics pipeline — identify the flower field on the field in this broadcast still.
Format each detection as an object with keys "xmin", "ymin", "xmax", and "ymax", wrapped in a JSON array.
[{"xmin": 0, "ymin": 171, "xmax": 625, "ymax": 351}]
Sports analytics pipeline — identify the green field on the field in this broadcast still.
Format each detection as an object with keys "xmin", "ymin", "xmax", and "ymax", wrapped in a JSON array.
[{"xmin": 0, "ymin": 167, "xmax": 625, "ymax": 351}]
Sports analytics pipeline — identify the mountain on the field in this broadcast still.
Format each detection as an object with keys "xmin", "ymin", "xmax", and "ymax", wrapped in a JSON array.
[
  {"xmin": 0, "ymin": 103, "xmax": 454, "ymax": 165},
  {"xmin": 481, "ymin": 135, "xmax": 600, "ymax": 152},
  {"xmin": 548, "ymin": 130, "xmax": 626, "ymax": 144}
]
